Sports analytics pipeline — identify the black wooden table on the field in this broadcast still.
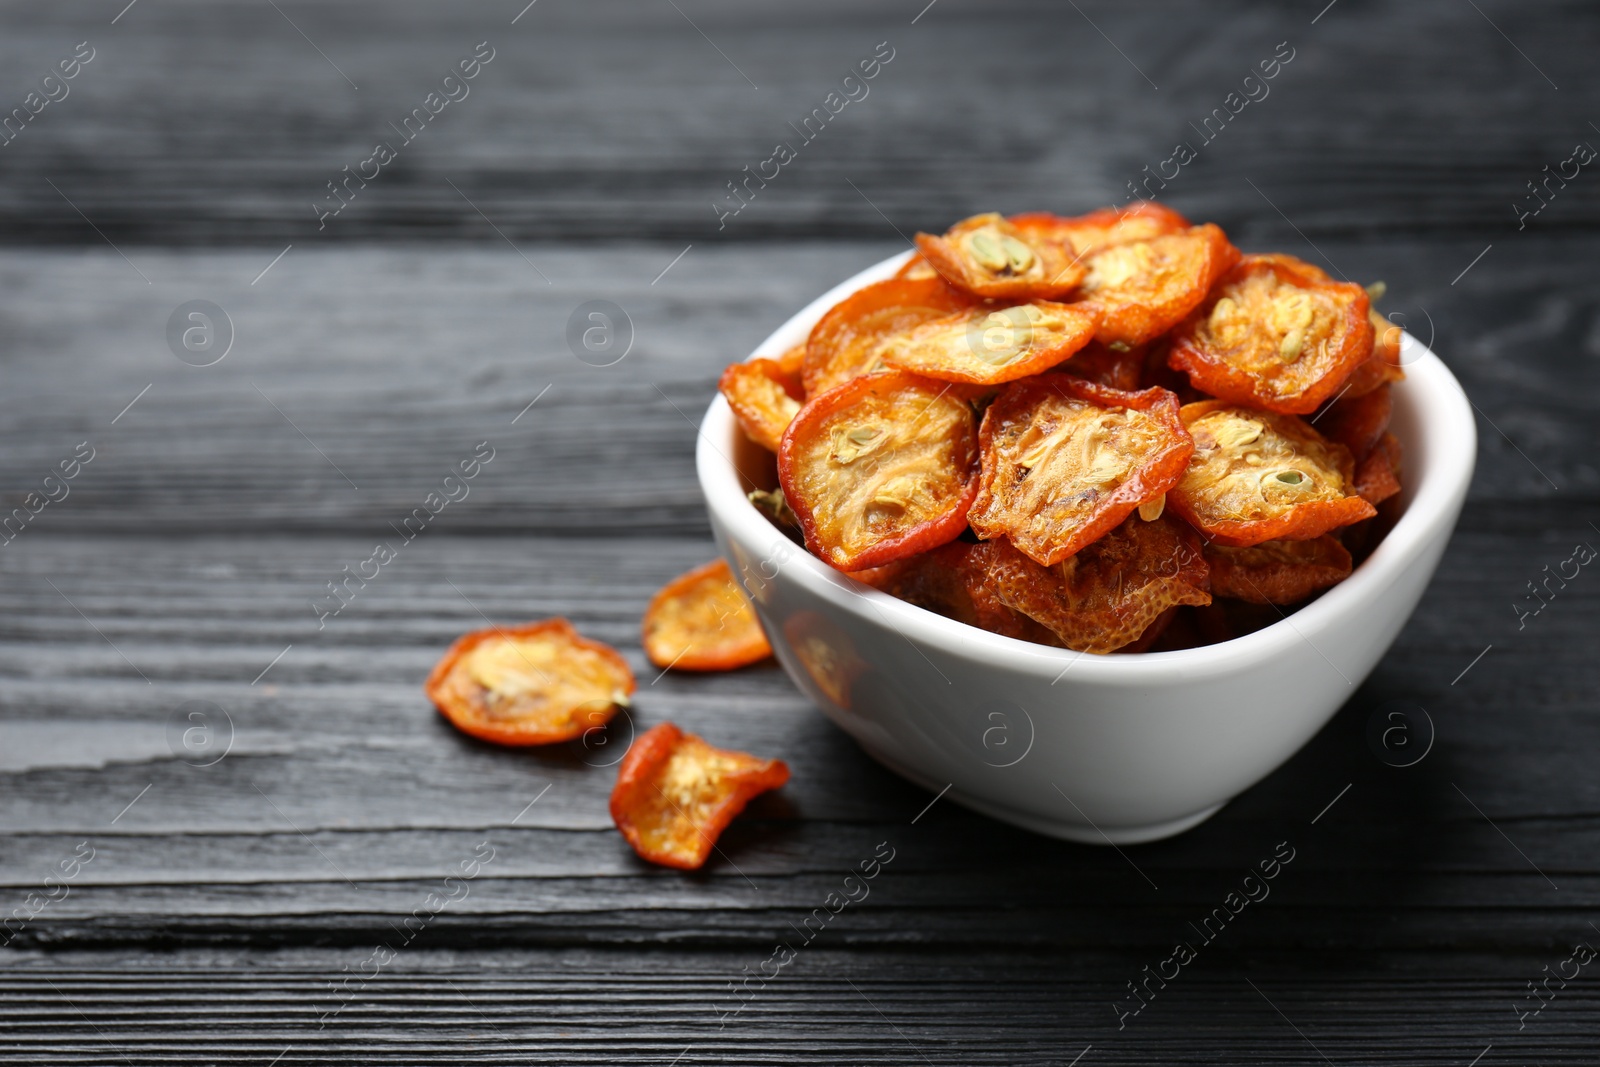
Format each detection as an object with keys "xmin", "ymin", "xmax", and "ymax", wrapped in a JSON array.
[{"xmin": 2, "ymin": 1, "xmax": 1596, "ymax": 1062}]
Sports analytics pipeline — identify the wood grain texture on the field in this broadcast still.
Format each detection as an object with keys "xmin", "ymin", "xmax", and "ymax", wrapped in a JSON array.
[
  {"xmin": 0, "ymin": 950, "xmax": 1594, "ymax": 1065},
  {"xmin": 2, "ymin": 0, "xmax": 1599, "ymax": 1061},
  {"xmin": 0, "ymin": 0, "xmax": 1595, "ymax": 243}
]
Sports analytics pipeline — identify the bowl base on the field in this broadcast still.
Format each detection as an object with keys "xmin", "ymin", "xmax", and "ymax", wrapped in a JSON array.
[{"xmin": 858, "ymin": 740, "xmax": 1228, "ymax": 845}]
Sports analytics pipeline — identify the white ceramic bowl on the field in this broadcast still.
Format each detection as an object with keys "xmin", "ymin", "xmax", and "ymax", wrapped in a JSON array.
[{"xmin": 697, "ymin": 251, "xmax": 1475, "ymax": 844}]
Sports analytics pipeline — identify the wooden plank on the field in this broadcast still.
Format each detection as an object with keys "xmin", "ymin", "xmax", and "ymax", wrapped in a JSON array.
[
  {"xmin": 0, "ymin": 235, "xmax": 1593, "ymax": 543},
  {"xmin": 0, "ymin": 949, "xmax": 1591, "ymax": 1065},
  {"xmin": 0, "ymin": 523, "xmax": 1595, "ymax": 953},
  {"xmin": 0, "ymin": 1, "xmax": 1592, "ymax": 242}
]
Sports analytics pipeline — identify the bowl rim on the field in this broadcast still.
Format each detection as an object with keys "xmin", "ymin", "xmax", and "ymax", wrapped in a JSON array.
[{"xmin": 697, "ymin": 248, "xmax": 1477, "ymax": 683}]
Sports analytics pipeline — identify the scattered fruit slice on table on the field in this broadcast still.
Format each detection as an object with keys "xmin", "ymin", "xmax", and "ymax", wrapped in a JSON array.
[
  {"xmin": 969, "ymin": 375, "xmax": 1193, "ymax": 566},
  {"xmin": 876, "ymin": 300, "xmax": 1098, "ymax": 385},
  {"xmin": 1168, "ymin": 400, "xmax": 1376, "ymax": 547},
  {"xmin": 779, "ymin": 370, "xmax": 980, "ymax": 571},
  {"xmin": 642, "ymin": 559, "xmax": 772, "ymax": 672},
  {"xmin": 425, "ymin": 618, "xmax": 634, "ymax": 746},
  {"xmin": 1205, "ymin": 534, "xmax": 1353, "ymax": 605},
  {"xmin": 914, "ymin": 212, "xmax": 1087, "ymax": 300},
  {"xmin": 719, "ymin": 357, "xmax": 804, "ymax": 453},
  {"xmin": 1168, "ymin": 254, "xmax": 1373, "ymax": 414},
  {"xmin": 610, "ymin": 722, "xmax": 790, "ymax": 870},
  {"xmin": 967, "ymin": 514, "xmax": 1211, "ymax": 654},
  {"xmin": 803, "ymin": 277, "xmax": 975, "ymax": 395},
  {"xmin": 1077, "ymin": 223, "xmax": 1241, "ymax": 347}
]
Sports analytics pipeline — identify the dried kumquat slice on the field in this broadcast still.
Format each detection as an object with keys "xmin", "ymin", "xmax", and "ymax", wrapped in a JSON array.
[
  {"xmin": 1205, "ymin": 534, "xmax": 1352, "ymax": 605},
  {"xmin": 1168, "ymin": 400, "xmax": 1375, "ymax": 547},
  {"xmin": 774, "ymin": 342, "xmax": 807, "ymax": 381},
  {"xmin": 1168, "ymin": 254, "xmax": 1373, "ymax": 415},
  {"xmin": 779, "ymin": 371, "xmax": 980, "ymax": 571},
  {"xmin": 876, "ymin": 543, "xmax": 1057, "ymax": 644},
  {"xmin": 894, "ymin": 254, "xmax": 938, "ymax": 280},
  {"xmin": 803, "ymin": 277, "xmax": 976, "ymax": 395},
  {"xmin": 1317, "ymin": 383, "xmax": 1391, "ymax": 463},
  {"xmin": 719, "ymin": 358, "xmax": 803, "ymax": 453},
  {"xmin": 875, "ymin": 300, "xmax": 1098, "ymax": 386},
  {"xmin": 1336, "ymin": 308, "xmax": 1406, "ymax": 399},
  {"xmin": 968, "ymin": 514, "xmax": 1211, "ymax": 654},
  {"xmin": 1353, "ymin": 431, "xmax": 1402, "ymax": 505},
  {"xmin": 969, "ymin": 376, "xmax": 1193, "ymax": 566},
  {"xmin": 1060, "ymin": 340, "xmax": 1147, "ymax": 391},
  {"xmin": 425, "ymin": 618, "xmax": 633, "ymax": 746},
  {"xmin": 914, "ymin": 212, "xmax": 1087, "ymax": 300},
  {"xmin": 1077, "ymin": 223, "xmax": 1241, "ymax": 347},
  {"xmin": 1010, "ymin": 201, "xmax": 1192, "ymax": 259},
  {"xmin": 610, "ymin": 722, "xmax": 790, "ymax": 870},
  {"xmin": 642, "ymin": 559, "xmax": 772, "ymax": 672}
]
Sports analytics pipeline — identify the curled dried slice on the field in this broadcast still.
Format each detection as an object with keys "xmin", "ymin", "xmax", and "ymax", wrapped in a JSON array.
[
  {"xmin": 914, "ymin": 212, "xmax": 1086, "ymax": 300},
  {"xmin": 1338, "ymin": 308, "xmax": 1407, "ymax": 398},
  {"xmin": 1353, "ymin": 431, "xmax": 1402, "ymax": 505},
  {"xmin": 1060, "ymin": 340, "xmax": 1147, "ymax": 391},
  {"xmin": 894, "ymin": 254, "xmax": 938, "ymax": 280},
  {"xmin": 876, "ymin": 300, "xmax": 1097, "ymax": 385},
  {"xmin": 719, "ymin": 358, "xmax": 803, "ymax": 453},
  {"xmin": 876, "ymin": 543, "xmax": 1057, "ymax": 644},
  {"xmin": 1169, "ymin": 400, "xmax": 1376, "ymax": 547},
  {"xmin": 1168, "ymin": 254, "xmax": 1373, "ymax": 414},
  {"xmin": 1077, "ymin": 223, "xmax": 1241, "ymax": 347},
  {"xmin": 774, "ymin": 342, "xmax": 807, "ymax": 380},
  {"xmin": 779, "ymin": 371, "xmax": 979, "ymax": 571},
  {"xmin": 610, "ymin": 722, "xmax": 789, "ymax": 870},
  {"xmin": 1010, "ymin": 201, "xmax": 1192, "ymax": 259},
  {"xmin": 1317, "ymin": 383, "xmax": 1391, "ymax": 462},
  {"xmin": 1206, "ymin": 535, "xmax": 1353, "ymax": 605},
  {"xmin": 969, "ymin": 515, "xmax": 1211, "ymax": 654},
  {"xmin": 642, "ymin": 559, "xmax": 772, "ymax": 672},
  {"xmin": 425, "ymin": 619, "xmax": 633, "ymax": 746},
  {"xmin": 969, "ymin": 376, "xmax": 1193, "ymax": 566},
  {"xmin": 804, "ymin": 277, "xmax": 975, "ymax": 395}
]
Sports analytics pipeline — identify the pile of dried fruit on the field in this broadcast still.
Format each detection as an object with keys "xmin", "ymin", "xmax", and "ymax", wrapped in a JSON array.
[
  {"xmin": 723, "ymin": 203, "xmax": 1405, "ymax": 653},
  {"xmin": 420, "ymin": 203, "xmax": 1408, "ymax": 868}
]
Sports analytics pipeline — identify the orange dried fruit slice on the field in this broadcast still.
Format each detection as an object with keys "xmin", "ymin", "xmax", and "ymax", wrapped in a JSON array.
[
  {"xmin": 876, "ymin": 543, "xmax": 1058, "ymax": 644},
  {"xmin": 1168, "ymin": 254, "xmax": 1374, "ymax": 414},
  {"xmin": 641, "ymin": 559, "xmax": 772, "ymax": 672},
  {"xmin": 894, "ymin": 254, "xmax": 938, "ymax": 280},
  {"xmin": 610, "ymin": 722, "xmax": 789, "ymax": 870},
  {"xmin": 875, "ymin": 300, "xmax": 1098, "ymax": 385},
  {"xmin": 1206, "ymin": 534, "xmax": 1353, "ymax": 605},
  {"xmin": 969, "ymin": 376, "xmax": 1194, "ymax": 566},
  {"xmin": 1169, "ymin": 400, "xmax": 1376, "ymax": 547},
  {"xmin": 425, "ymin": 618, "xmax": 634, "ymax": 746},
  {"xmin": 774, "ymin": 342, "xmax": 807, "ymax": 380},
  {"xmin": 1353, "ymin": 431, "xmax": 1402, "ymax": 505},
  {"xmin": 804, "ymin": 277, "xmax": 976, "ymax": 395},
  {"xmin": 779, "ymin": 371, "xmax": 980, "ymax": 571},
  {"xmin": 914, "ymin": 212, "xmax": 1087, "ymax": 300},
  {"xmin": 1060, "ymin": 340, "xmax": 1147, "ymax": 391},
  {"xmin": 719, "ymin": 358, "xmax": 804, "ymax": 453},
  {"xmin": 967, "ymin": 514, "xmax": 1211, "ymax": 654},
  {"xmin": 1010, "ymin": 201, "xmax": 1193, "ymax": 259},
  {"xmin": 1317, "ymin": 383, "xmax": 1391, "ymax": 462},
  {"xmin": 1337, "ymin": 308, "xmax": 1407, "ymax": 399},
  {"xmin": 1077, "ymin": 223, "xmax": 1241, "ymax": 347}
]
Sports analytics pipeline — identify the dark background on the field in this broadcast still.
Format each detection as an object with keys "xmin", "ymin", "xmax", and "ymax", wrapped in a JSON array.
[{"xmin": 1, "ymin": 1, "xmax": 1596, "ymax": 1063}]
